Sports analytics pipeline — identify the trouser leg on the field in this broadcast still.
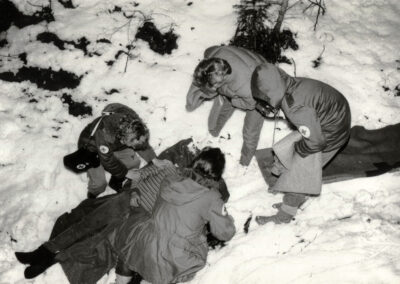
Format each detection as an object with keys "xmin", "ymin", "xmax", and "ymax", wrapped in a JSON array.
[
  {"xmin": 208, "ymin": 96, "xmax": 235, "ymax": 137},
  {"xmin": 87, "ymin": 165, "xmax": 107, "ymax": 196},
  {"xmin": 44, "ymin": 195, "xmax": 127, "ymax": 253}
]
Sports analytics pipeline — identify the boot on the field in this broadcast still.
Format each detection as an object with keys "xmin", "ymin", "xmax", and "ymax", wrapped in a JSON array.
[
  {"xmin": 24, "ymin": 261, "xmax": 56, "ymax": 279},
  {"xmin": 128, "ymin": 272, "xmax": 143, "ymax": 284},
  {"xmin": 15, "ymin": 245, "xmax": 55, "ymax": 265},
  {"xmin": 15, "ymin": 245, "xmax": 56, "ymax": 279},
  {"xmin": 255, "ymin": 209, "xmax": 294, "ymax": 225}
]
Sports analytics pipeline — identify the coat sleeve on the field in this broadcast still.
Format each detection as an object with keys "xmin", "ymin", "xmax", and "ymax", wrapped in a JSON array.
[
  {"xmin": 289, "ymin": 106, "xmax": 327, "ymax": 157},
  {"xmin": 137, "ymin": 147, "xmax": 157, "ymax": 163},
  {"xmin": 206, "ymin": 192, "xmax": 236, "ymax": 241},
  {"xmin": 218, "ymin": 84, "xmax": 256, "ymax": 111},
  {"xmin": 240, "ymin": 109, "xmax": 264, "ymax": 166},
  {"xmin": 94, "ymin": 130, "xmax": 128, "ymax": 179},
  {"xmin": 186, "ymin": 83, "xmax": 218, "ymax": 112}
]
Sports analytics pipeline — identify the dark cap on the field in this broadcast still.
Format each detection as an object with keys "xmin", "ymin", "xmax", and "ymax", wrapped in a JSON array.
[{"xmin": 63, "ymin": 148, "xmax": 100, "ymax": 173}]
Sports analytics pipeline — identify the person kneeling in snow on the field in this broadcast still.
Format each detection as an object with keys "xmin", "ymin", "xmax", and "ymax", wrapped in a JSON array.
[
  {"xmin": 251, "ymin": 63, "xmax": 351, "ymax": 224},
  {"xmin": 64, "ymin": 103, "xmax": 164, "ymax": 199},
  {"xmin": 15, "ymin": 147, "xmax": 235, "ymax": 284}
]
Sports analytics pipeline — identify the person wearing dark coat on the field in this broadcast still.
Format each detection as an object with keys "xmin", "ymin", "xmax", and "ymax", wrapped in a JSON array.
[
  {"xmin": 75, "ymin": 103, "xmax": 157, "ymax": 198},
  {"xmin": 114, "ymin": 147, "xmax": 236, "ymax": 284},
  {"xmin": 251, "ymin": 63, "xmax": 351, "ymax": 224},
  {"xmin": 15, "ymin": 147, "xmax": 235, "ymax": 284},
  {"xmin": 186, "ymin": 45, "xmax": 268, "ymax": 166}
]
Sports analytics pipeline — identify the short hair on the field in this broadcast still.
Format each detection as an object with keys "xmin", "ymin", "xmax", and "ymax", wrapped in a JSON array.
[
  {"xmin": 117, "ymin": 116, "xmax": 149, "ymax": 141},
  {"xmin": 192, "ymin": 147, "xmax": 225, "ymax": 180},
  {"xmin": 193, "ymin": 57, "xmax": 232, "ymax": 88}
]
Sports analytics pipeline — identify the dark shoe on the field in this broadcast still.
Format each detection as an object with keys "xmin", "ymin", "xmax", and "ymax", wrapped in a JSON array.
[
  {"xmin": 128, "ymin": 271, "xmax": 143, "ymax": 284},
  {"xmin": 15, "ymin": 245, "xmax": 55, "ymax": 265},
  {"xmin": 24, "ymin": 261, "xmax": 55, "ymax": 279}
]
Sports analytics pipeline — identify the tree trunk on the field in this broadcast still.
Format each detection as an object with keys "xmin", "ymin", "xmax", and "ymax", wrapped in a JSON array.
[{"xmin": 273, "ymin": 0, "xmax": 288, "ymax": 33}]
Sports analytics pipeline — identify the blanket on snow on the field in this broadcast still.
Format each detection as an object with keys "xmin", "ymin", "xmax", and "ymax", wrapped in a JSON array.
[{"xmin": 256, "ymin": 123, "xmax": 400, "ymax": 187}]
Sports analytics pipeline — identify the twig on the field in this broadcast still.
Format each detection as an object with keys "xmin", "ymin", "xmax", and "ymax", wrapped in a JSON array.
[{"xmin": 303, "ymin": 0, "xmax": 326, "ymax": 31}]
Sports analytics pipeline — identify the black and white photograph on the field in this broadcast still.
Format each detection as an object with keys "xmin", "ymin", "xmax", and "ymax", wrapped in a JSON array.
[{"xmin": 1, "ymin": 0, "xmax": 399, "ymax": 283}]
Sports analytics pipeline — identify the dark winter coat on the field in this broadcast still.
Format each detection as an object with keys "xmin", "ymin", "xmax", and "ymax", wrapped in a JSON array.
[
  {"xmin": 53, "ymin": 164, "xmax": 233, "ymax": 284},
  {"xmin": 186, "ymin": 45, "xmax": 267, "ymax": 165},
  {"xmin": 252, "ymin": 63, "xmax": 351, "ymax": 157},
  {"xmin": 78, "ymin": 103, "xmax": 156, "ymax": 179},
  {"xmin": 114, "ymin": 170, "xmax": 236, "ymax": 284}
]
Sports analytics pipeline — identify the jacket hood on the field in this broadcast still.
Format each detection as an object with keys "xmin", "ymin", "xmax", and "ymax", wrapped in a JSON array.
[
  {"xmin": 160, "ymin": 171, "xmax": 215, "ymax": 206},
  {"xmin": 251, "ymin": 63, "xmax": 292, "ymax": 108}
]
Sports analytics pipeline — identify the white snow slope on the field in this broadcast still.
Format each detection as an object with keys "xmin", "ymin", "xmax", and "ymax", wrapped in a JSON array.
[{"xmin": 0, "ymin": 0, "xmax": 399, "ymax": 283}]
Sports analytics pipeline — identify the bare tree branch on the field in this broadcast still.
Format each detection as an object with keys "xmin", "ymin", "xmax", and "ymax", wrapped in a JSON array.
[{"xmin": 273, "ymin": 0, "xmax": 289, "ymax": 33}]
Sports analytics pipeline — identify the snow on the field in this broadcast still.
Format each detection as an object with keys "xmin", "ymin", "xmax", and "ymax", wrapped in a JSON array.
[{"xmin": 0, "ymin": 0, "xmax": 399, "ymax": 283}]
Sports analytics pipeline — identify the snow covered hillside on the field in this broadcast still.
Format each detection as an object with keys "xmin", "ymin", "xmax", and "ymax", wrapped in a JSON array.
[{"xmin": 0, "ymin": 0, "xmax": 399, "ymax": 283}]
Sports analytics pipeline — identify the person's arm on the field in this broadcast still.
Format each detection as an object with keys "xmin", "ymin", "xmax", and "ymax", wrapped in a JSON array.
[
  {"xmin": 240, "ymin": 109, "xmax": 264, "ymax": 166},
  {"xmin": 206, "ymin": 192, "xmax": 236, "ymax": 241},
  {"xmin": 94, "ymin": 131, "xmax": 127, "ymax": 179},
  {"xmin": 186, "ymin": 83, "xmax": 218, "ymax": 112},
  {"xmin": 218, "ymin": 85, "xmax": 256, "ymax": 111},
  {"xmin": 290, "ymin": 106, "xmax": 327, "ymax": 157}
]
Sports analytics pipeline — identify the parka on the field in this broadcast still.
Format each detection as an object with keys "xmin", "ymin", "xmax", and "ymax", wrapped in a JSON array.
[
  {"xmin": 78, "ymin": 103, "xmax": 156, "ymax": 179},
  {"xmin": 186, "ymin": 45, "xmax": 268, "ymax": 165},
  {"xmin": 251, "ymin": 63, "xmax": 351, "ymax": 157},
  {"xmin": 115, "ymin": 170, "xmax": 236, "ymax": 284}
]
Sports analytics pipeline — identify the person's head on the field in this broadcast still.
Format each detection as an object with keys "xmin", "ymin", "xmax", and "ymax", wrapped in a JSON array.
[
  {"xmin": 191, "ymin": 147, "xmax": 225, "ymax": 181},
  {"xmin": 193, "ymin": 57, "xmax": 232, "ymax": 91},
  {"xmin": 117, "ymin": 118, "xmax": 150, "ymax": 150},
  {"xmin": 251, "ymin": 63, "xmax": 289, "ymax": 113}
]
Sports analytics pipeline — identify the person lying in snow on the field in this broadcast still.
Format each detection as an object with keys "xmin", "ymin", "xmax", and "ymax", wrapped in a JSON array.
[
  {"xmin": 186, "ymin": 45, "xmax": 269, "ymax": 166},
  {"xmin": 64, "ymin": 103, "xmax": 166, "ymax": 199},
  {"xmin": 15, "ymin": 146, "xmax": 235, "ymax": 284},
  {"xmin": 251, "ymin": 63, "xmax": 351, "ymax": 225}
]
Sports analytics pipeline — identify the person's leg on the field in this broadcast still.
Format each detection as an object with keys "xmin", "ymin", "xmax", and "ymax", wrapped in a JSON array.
[
  {"xmin": 208, "ymin": 96, "xmax": 235, "ymax": 137},
  {"xmin": 240, "ymin": 109, "xmax": 264, "ymax": 166},
  {"xmin": 87, "ymin": 165, "xmax": 108, "ymax": 198}
]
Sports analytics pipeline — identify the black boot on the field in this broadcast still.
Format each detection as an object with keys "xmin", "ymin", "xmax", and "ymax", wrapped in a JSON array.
[
  {"xmin": 15, "ymin": 245, "xmax": 55, "ymax": 265},
  {"xmin": 128, "ymin": 271, "xmax": 143, "ymax": 284},
  {"xmin": 24, "ymin": 261, "xmax": 56, "ymax": 279}
]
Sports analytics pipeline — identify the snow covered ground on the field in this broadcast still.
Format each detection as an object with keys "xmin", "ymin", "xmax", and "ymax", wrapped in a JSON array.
[{"xmin": 0, "ymin": 0, "xmax": 399, "ymax": 283}]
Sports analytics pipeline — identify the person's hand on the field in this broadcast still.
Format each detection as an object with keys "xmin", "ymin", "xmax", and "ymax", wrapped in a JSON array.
[
  {"xmin": 130, "ymin": 192, "xmax": 140, "ymax": 207},
  {"xmin": 152, "ymin": 158, "xmax": 173, "ymax": 168}
]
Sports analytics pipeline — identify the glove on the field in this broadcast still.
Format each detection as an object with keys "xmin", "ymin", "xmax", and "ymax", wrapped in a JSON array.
[{"xmin": 108, "ymin": 175, "xmax": 125, "ymax": 192}]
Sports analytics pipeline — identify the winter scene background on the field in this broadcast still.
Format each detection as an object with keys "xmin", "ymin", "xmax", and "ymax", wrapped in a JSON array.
[{"xmin": 0, "ymin": 0, "xmax": 399, "ymax": 283}]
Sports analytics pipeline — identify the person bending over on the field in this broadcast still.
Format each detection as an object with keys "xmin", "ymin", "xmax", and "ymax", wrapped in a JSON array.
[
  {"xmin": 186, "ymin": 45, "xmax": 269, "ymax": 166},
  {"xmin": 251, "ymin": 63, "xmax": 351, "ymax": 224}
]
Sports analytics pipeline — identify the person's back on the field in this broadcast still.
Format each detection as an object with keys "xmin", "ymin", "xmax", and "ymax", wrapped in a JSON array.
[{"xmin": 116, "ymin": 148, "xmax": 236, "ymax": 284}]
